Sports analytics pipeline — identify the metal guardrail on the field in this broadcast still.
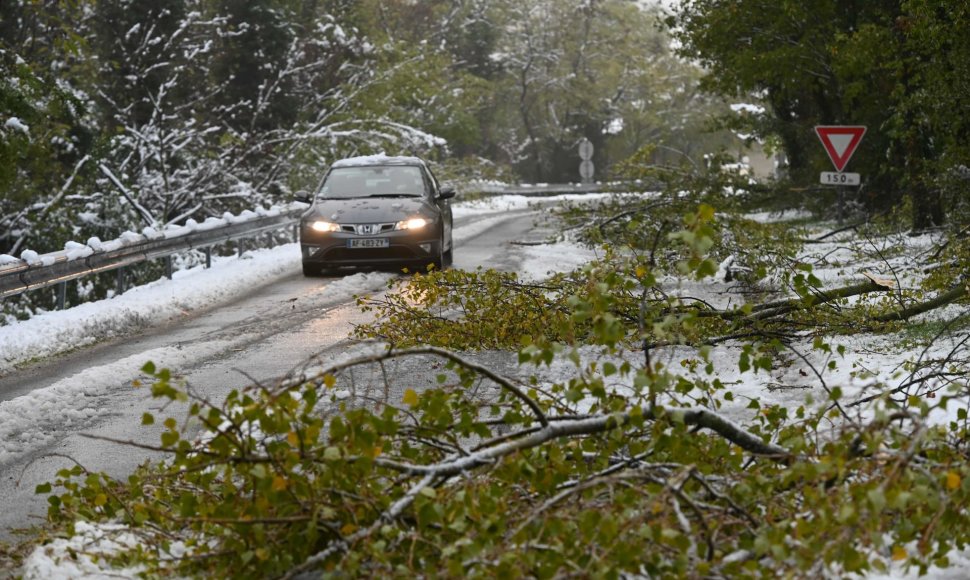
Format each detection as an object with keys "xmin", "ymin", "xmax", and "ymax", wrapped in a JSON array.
[
  {"xmin": 0, "ymin": 183, "xmax": 616, "ymax": 308},
  {"xmin": 0, "ymin": 206, "xmax": 305, "ymax": 306}
]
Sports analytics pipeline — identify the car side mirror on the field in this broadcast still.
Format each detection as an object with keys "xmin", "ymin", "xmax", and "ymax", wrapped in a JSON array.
[
  {"xmin": 439, "ymin": 186, "xmax": 456, "ymax": 200},
  {"xmin": 294, "ymin": 190, "xmax": 312, "ymax": 204}
]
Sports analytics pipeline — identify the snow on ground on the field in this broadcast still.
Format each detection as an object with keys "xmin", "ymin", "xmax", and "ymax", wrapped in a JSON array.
[
  {"xmin": 21, "ymin": 522, "xmax": 146, "ymax": 579},
  {"xmin": 518, "ymin": 240, "xmax": 601, "ymax": 281},
  {"xmin": 862, "ymin": 548, "xmax": 970, "ymax": 580},
  {"xmin": 0, "ymin": 244, "xmax": 300, "ymax": 374},
  {"xmin": 0, "ymin": 344, "xmax": 210, "ymax": 464},
  {"xmin": 452, "ymin": 192, "xmax": 614, "ymax": 219}
]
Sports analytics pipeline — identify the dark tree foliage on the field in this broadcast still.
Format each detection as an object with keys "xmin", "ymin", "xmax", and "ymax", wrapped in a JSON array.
[
  {"xmin": 673, "ymin": 0, "xmax": 970, "ymax": 229},
  {"xmin": 0, "ymin": 2, "xmax": 93, "ymax": 256},
  {"xmin": 92, "ymin": 0, "xmax": 188, "ymax": 128},
  {"xmin": 209, "ymin": 0, "xmax": 298, "ymax": 134}
]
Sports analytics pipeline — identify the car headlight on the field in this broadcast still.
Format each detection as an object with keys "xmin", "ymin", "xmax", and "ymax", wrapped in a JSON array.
[
  {"xmin": 395, "ymin": 217, "xmax": 428, "ymax": 231},
  {"xmin": 311, "ymin": 221, "xmax": 340, "ymax": 232}
]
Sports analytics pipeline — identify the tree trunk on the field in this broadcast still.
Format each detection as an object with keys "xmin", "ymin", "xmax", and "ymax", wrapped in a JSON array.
[{"xmin": 910, "ymin": 181, "xmax": 944, "ymax": 232}]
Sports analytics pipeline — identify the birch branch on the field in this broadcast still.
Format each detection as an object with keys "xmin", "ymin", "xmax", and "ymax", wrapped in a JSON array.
[{"xmin": 98, "ymin": 163, "xmax": 157, "ymax": 227}]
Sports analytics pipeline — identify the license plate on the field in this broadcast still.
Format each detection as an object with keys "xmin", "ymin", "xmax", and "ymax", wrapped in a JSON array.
[{"xmin": 348, "ymin": 238, "xmax": 389, "ymax": 249}]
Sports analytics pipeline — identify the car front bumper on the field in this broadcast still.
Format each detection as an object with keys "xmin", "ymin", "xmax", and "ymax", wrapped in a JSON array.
[{"xmin": 300, "ymin": 226, "xmax": 440, "ymax": 269}]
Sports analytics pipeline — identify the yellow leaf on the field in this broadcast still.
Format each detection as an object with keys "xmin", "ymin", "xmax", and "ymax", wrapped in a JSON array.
[
  {"xmin": 287, "ymin": 431, "xmax": 300, "ymax": 447},
  {"xmin": 323, "ymin": 374, "xmax": 336, "ymax": 388},
  {"xmin": 341, "ymin": 523, "xmax": 358, "ymax": 535},
  {"xmin": 272, "ymin": 476, "xmax": 288, "ymax": 492},
  {"xmin": 635, "ymin": 266, "xmax": 647, "ymax": 278},
  {"xmin": 94, "ymin": 494, "xmax": 108, "ymax": 507},
  {"xmin": 403, "ymin": 389, "xmax": 419, "ymax": 407},
  {"xmin": 892, "ymin": 546, "xmax": 908, "ymax": 561},
  {"xmin": 947, "ymin": 471, "xmax": 962, "ymax": 491}
]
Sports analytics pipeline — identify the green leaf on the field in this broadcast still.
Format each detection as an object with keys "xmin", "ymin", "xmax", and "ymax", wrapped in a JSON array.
[
  {"xmin": 403, "ymin": 389, "xmax": 419, "ymax": 407},
  {"xmin": 161, "ymin": 431, "xmax": 179, "ymax": 448},
  {"xmin": 868, "ymin": 488, "xmax": 886, "ymax": 512}
]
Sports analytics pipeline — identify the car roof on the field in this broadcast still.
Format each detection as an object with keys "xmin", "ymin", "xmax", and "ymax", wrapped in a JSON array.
[{"xmin": 330, "ymin": 154, "xmax": 426, "ymax": 169}]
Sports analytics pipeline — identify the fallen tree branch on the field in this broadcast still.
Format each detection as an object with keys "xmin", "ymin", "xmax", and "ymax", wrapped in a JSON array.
[
  {"xmin": 847, "ymin": 371, "xmax": 965, "ymax": 408},
  {"xmin": 685, "ymin": 279, "xmax": 890, "ymax": 323},
  {"xmin": 801, "ymin": 210, "xmax": 889, "ymax": 244},
  {"xmin": 744, "ymin": 279, "xmax": 889, "ymax": 322},
  {"xmin": 930, "ymin": 224, "xmax": 970, "ymax": 260},
  {"xmin": 597, "ymin": 200, "xmax": 670, "ymax": 233},
  {"xmin": 286, "ymin": 402, "xmax": 790, "ymax": 577},
  {"xmin": 284, "ymin": 473, "xmax": 440, "ymax": 580},
  {"xmin": 875, "ymin": 281, "xmax": 968, "ymax": 322},
  {"xmin": 294, "ymin": 345, "xmax": 549, "ymax": 427}
]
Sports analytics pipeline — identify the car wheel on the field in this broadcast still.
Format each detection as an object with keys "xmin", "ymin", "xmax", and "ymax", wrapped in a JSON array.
[
  {"xmin": 443, "ymin": 235, "xmax": 454, "ymax": 267},
  {"xmin": 302, "ymin": 262, "xmax": 321, "ymax": 277},
  {"xmin": 431, "ymin": 234, "xmax": 447, "ymax": 271}
]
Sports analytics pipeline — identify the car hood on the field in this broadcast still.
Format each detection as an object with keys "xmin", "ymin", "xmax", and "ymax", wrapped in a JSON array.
[{"xmin": 303, "ymin": 197, "xmax": 436, "ymax": 224}]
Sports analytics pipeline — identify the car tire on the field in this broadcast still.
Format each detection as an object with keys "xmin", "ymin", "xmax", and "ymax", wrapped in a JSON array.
[
  {"xmin": 302, "ymin": 262, "xmax": 321, "ymax": 277},
  {"xmin": 443, "ymin": 235, "xmax": 453, "ymax": 267},
  {"xmin": 431, "ymin": 233, "xmax": 448, "ymax": 271}
]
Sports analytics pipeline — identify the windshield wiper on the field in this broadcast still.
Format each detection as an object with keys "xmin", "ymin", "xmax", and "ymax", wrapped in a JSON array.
[{"xmin": 365, "ymin": 193, "xmax": 422, "ymax": 198}]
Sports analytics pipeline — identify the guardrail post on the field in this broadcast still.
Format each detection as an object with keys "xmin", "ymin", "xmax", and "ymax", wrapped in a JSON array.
[
  {"xmin": 56, "ymin": 282, "xmax": 67, "ymax": 310},
  {"xmin": 204, "ymin": 247, "xmax": 212, "ymax": 269},
  {"xmin": 116, "ymin": 267, "xmax": 126, "ymax": 296},
  {"xmin": 164, "ymin": 256, "xmax": 173, "ymax": 280}
]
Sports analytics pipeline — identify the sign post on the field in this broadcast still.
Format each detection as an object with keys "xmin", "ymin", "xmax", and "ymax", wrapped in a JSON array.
[
  {"xmin": 578, "ymin": 138, "xmax": 594, "ymax": 183},
  {"xmin": 815, "ymin": 125, "xmax": 866, "ymax": 223}
]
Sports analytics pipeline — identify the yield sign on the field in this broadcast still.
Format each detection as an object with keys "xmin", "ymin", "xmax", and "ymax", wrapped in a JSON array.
[{"xmin": 815, "ymin": 126, "xmax": 866, "ymax": 172}]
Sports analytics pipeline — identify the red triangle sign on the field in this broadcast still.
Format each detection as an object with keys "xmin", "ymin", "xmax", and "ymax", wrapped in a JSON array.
[{"xmin": 815, "ymin": 126, "xmax": 866, "ymax": 172}]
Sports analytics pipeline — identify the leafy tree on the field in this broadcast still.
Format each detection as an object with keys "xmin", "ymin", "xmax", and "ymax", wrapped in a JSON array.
[
  {"xmin": 208, "ymin": 0, "xmax": 297, "ymax": 135},
  {"xmin": 92, "ymin": 0, "xmax": 188, "ymax": 129},
  {"xmin": 0, "ymin": 33, "xmax": 92, "ymax": 256},
  {"xmin": 485, "ymin": 0, "xmax": 730, "ymax": 183},
  {"xmin": 671, "ymin": 0, "xmax": 970, "ymax": 230},
  {"xmin": 894, "ymin": 0, "xmax": 970, "ymax": 228}
]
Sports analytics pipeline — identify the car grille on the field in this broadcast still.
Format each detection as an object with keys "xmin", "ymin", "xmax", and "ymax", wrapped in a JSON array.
[{"xmin": 341, "ymin": 223, "xmax": 396, "ymax": 235}]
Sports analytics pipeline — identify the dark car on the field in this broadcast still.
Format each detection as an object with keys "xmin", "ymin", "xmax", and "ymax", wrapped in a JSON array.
[{"xmin": 297, "ymin": 155, "xmax": 455, "ymax": 276}]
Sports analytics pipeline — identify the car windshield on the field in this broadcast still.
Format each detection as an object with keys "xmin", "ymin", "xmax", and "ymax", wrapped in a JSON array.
[{"xmin": 318, "ymin": 165, "xmax": 426, "ymax": 199}]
